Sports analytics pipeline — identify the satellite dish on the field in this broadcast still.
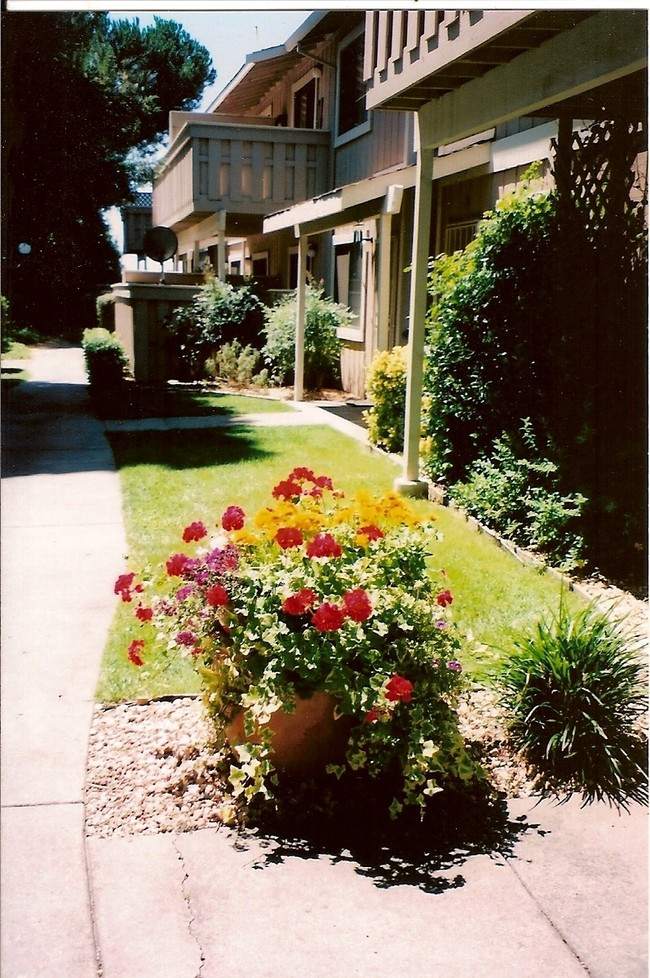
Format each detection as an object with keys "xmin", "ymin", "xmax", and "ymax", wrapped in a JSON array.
[{"xmin": 143, "ymin": 226, "xmax": 178, "ymax": 281}]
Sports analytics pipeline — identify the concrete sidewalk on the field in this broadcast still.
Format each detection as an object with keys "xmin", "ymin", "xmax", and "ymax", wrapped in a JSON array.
[{"xmin": 1, "ymin": 346, "xmax": 647, "ymax": 978}]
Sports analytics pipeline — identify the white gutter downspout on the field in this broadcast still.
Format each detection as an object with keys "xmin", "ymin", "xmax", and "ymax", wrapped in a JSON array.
[
  {"xmin": 395, "ymin": 115, "xmax": 433, "ymax": 496},
  {"xmin": 294, "ymin": 228, "xmax": 308, "ymax": 401},
  {"xmin": 377, "ymin": 184, "xmax": 404, "ymax": 351},
  {"xmin": 216, "ymin": 210, "xmax": 227, "ymax": 282}
]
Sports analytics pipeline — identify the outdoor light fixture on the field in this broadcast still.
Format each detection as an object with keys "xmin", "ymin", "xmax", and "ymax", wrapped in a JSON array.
[{"xmin": 353, "ymin": 228, "xmax": 373, "ymax": 244}]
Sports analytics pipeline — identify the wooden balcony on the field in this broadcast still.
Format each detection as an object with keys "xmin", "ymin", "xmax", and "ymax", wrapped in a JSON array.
[
  {"xmin": 364, "ymin": 10, "xmax": 595, "ymax": 112},
  {"xmin": 153, "ymin": 116, "xmax": 331, "ymax": 235}
]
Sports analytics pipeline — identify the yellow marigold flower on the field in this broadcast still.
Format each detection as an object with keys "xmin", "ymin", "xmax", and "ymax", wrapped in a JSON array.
[{"xmin": 232, "ymin": 528, "xmax": 261, "ymax": 547}]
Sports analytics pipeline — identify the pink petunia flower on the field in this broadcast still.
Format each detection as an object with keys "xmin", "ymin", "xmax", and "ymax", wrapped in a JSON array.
[{"xmin": 446, "ymin": 660, "xmax": 463, "ymax": 672}]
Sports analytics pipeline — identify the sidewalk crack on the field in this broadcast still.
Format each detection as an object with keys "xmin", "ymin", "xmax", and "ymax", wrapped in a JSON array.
[
  {"xmin": 504, "ymin": 856, "xmax": 593, "ymax": 976},
  {"xmin": 173, "ymin": 837, "xmax": 206, "ymax": 978}
]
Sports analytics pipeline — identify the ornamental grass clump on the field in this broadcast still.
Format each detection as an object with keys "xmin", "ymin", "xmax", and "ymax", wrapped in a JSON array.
[
  {"xmin": 116, "ymin": 469, "xmax": 482, "ymax": 817},
  {"xmin": 497, "ymin": 602, "xmax": 648, "ymax": 810}
]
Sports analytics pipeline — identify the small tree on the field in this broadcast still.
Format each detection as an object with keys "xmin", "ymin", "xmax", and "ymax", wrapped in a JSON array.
[{"xmin": 262, "ymin": 283, "xmax": 349, "ymax": 389}]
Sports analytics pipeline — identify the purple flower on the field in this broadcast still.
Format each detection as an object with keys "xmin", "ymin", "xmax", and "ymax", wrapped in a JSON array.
[
  {"xmin": 177, "ymin": 630, "xmax": 196, "ymax": 647},
  {"xmin": 446, "ymin": 660, "xmax": 462, "ymax": 672},
  {"xmin": 176, "ymin": 585, "xmax": 193, "ymax": 602},
  {"xmin": 435, "ymin": 620, "xmax": 447, "ymax": 629}
]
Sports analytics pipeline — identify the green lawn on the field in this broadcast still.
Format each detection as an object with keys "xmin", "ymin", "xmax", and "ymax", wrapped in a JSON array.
[
  {"xmin": 113, "ymin": 383, "xmax": 293, "ymax": 420},
  {"xmin": 97, "ymin": 424, "xmax": 583, "ymax": 702}
]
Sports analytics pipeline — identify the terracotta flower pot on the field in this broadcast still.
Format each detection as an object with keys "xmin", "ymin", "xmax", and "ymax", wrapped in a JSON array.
[{"xmin": 226, "ymin": 691, "xmax": 353, "ymax": 774}]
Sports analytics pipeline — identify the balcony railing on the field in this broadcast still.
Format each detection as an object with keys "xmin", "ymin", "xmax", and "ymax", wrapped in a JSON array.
[
  {"xmin": 153, "ymin": 118, "xmax": 331, "ymax": 232},
  {"xmin": 363, "ymin": 10, "xmax": 589, "ymax": 112}
]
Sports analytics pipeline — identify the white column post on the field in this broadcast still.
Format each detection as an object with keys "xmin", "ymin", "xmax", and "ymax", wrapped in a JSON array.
[
  {"xmin": 395, "ymin": 117, "xmax": 434, "ymax": 495},
  {"xmin": 294, "ymin": 229, "xmax": 308, "ymax": 402},
  {"xmin": 216, "ymin": 210, "xmax": 227, "ymax": 282}
]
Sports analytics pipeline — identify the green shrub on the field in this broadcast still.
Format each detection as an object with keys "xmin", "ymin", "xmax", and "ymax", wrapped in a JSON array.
[
  {"xmin": 364, "ymin": 346, "xmax": 408, "ymax": 453},
  {"xmin": 449, "ymin": 419, "xmax": 587, "ymax": 570},
  {"xmin": 165, "ymin": 271, "xmax": 264, "ymax": 380},
  {"xmin": 262, "ymin": 283, "xmax": 347, "ymax": 389},
  {"xmin": 96, "ymin": 292, "xmax": 116, "ymax": 330},
  {"xmin": 205, "ymin": 340, "xmax": 268, "ymax": 387},
  {"xmin": 82, "ymin": 328, "xmax": 130, "ymax": 410},
  {"xmin": 497, "ymin": 601, "xmax": 648, "ymax": 809}
]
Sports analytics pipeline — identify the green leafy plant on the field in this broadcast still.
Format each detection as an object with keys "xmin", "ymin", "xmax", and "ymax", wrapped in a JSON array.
[
  {"xmin": 206, "ymin": 340, "xmax": 268, "ymax": 388},
  {"xmin": 262, "ymin": 283, "xmax": 347, "ymax": 389},
  {"xmin": 497, "ymin": 601, "xmax": 648, "ymax": 809},
  {"xmin": 82, "ymin": 327, "xmax": 130, "ymax": 413},
  {"xmin": 165, "ymin": 271, "xmax": 264, "ymax": 379},
  {"xmin": 449, "ymin": 420, "xmax": 587, "ymax": 570},
  {"xmin": 364, "ymin": 346, "xmax": 408, "ymax": 454},
  {"xmin": 116, "ymin": 469, "xmax": 482, "ymax": 817}
]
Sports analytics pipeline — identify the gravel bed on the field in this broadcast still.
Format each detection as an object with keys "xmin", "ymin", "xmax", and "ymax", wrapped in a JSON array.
[
  {"xmin": 85, "ymin": 689, "xmax": 537, "ymax": 838},
  {"xmin": 85, "ymin": 587, "xmax": 647, "ymax": 839}
]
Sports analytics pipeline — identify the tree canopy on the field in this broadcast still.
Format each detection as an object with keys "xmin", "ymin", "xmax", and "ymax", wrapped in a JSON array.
[{"xmin": 1, "ymin": 12, "xmax": 215, "ymax": 336}]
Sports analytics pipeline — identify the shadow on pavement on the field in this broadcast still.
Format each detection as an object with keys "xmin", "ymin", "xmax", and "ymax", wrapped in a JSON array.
[{"xmin": 232, "ymin": 774, "xmax": 542, "ymax": 894}]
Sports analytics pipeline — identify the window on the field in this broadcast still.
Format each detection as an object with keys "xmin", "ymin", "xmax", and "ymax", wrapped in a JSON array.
[
  {"xmin": 444, "ymin": 220, "xmax": 480, "ymax": 254},
  {"xmin": 337, "ymin": 31, "xmax": 368, "ymax": 139},
  {"xmin": 252, "ymin": 252, "xmax": 269, "ymax": 277},
  {"xmin": 288, "ymin": 249, "xmax": 315, "ymax": 288},
  {"xmin": 291, "ymin": 70, "xmax": 321, "ymax": 130},
  {"xmin": 334, "ymin": 241, "xmax": 363, "ymax": 319}
]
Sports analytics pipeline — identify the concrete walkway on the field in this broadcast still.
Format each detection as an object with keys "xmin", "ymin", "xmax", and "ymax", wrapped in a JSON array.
[{"xmin": 1, "ymin": 346, "xmax": 647, "ymax": 978}]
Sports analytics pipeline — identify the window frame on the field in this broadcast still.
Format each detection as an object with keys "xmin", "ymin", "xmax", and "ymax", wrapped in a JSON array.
[{"xmin": 334, "ymin": 25, "xmax": 371, "ymax": 149}]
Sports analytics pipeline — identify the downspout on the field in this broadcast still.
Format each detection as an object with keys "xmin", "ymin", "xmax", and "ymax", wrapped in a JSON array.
[
  {"xmin": 216, "ymin": 210, "xmax": 227, "ymax": 282},
  {"xmin": 294, "ymin": 228, "xmax": 308, "ymax": 401},
  {"xmin": 395, "ymin": 113, "xmax": 433, "ymax": 496}
]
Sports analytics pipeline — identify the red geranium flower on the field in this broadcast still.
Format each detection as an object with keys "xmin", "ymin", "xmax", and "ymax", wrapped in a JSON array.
[
  {"xmin": 135, "ymin": 605, "xmax": 153, "ymax": 622},
  {"xmin": 272, "ymin": 479, "xmax": 303, "ymax": 500},
  {"xmin": 221, "ymin": 506, "xmax": 245, "ymax": 531},
  {"xmin": 313, "ymin": 475, "xmax": 333, "ymax": 490},
  {"xmin": 343, "ymin": 588, "xmax": 372, "ymax": 622},
  {"xmin": 206, "ymin": 584, "xmax": 229, "ymax": 607},
  {"xmin": 114, "ymin": 572, "xmax": 136, "ymax": 601},
  {"xmin": 166, "ymin": 553, "xmax": 190, "ymax": 577},
  {"xmin": 282, "ymin": 588, "xmax": 318, "ymax": 615},
  {"xmin": 177, "ymin": 630, "xmax": 196, "ymax": 647},
  {"xmin": 127, "ymin": 639, "xmax": 145, "ymax": 667},
  {"xmin": 275, "ymin": 526, "xmax": 304, "ymax": 550},
  {"xmin": 306, "ymin": 533, "xmax": 342, "ymax": 559},
  {"xmin": 290, "ymin": 466, "xmax": 316, "ymax": 482},
  {"xmin": 385, "ymin": 675, "xmax": 414, "ymax": 703},
  {"xmin": 436, "ymin": 589, "xmax": 453, "ymax": 607},
  {"xmin": 356, "ymin": 524, "xmax": 384, "ymax": 542},
  {"xmin": 365, "ymin": 708, "xmax": 381, "ymax": 724},
  {"xmin": 182, "ymin": 521, "xmax": 207, "ymax": 543},
  {"xmin": 312, "ymin": 602, "xmax": 345, "ymax": 632}
]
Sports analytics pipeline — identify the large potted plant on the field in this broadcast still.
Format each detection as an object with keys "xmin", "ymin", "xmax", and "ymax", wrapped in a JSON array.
[{"xmin": 117, "ymin": 469, "xmax": 481, "ymax": 817}]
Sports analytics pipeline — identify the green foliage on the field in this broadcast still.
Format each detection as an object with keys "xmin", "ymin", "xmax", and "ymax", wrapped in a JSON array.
[
  {"xmin": 422, "ymin": 171, "xmax": 558, "ymax": 481},
  {"xmin": 449, "ymin": 420, "xmax": 587, "ymax": 570},
  {"xmin": 165, "ymin": 274, "xmax": 264, "ymax": 380},
  {"xmin": 206, "ymin": 340, "xmax": 268, "ymax": 388},
  {"xmin": 262, "ymin": 284, "xmax": 347, "ymax": 389},
  {"xmin": 2, "ymin": 11, "xmax": 214, "ymax": 335},
  {"xmin": 497, "ymin": 601, "xmax": 648, "ymax": 809},
  {"xmin": 117, "ymin": 469, "xmax": 481, "ymax": 814},
  {"xmin": 364, "ymin": 346, "xmax": 408, "ymax": 453},
  {"xmin": 82, "ymin": 327, "xmax": 130, "ymax": 408}
]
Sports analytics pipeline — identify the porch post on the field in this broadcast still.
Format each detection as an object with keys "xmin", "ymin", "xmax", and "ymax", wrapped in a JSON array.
[
  {"xmin": 294, "ymin": 229, "xmax": 308, "ymax": 402},
  {"xmin": 396, "ymin": 116, "xmax": 433, "ymax": 495},
  {"xmin": 216, "ymin": 210, "xmax": 227, "ymax": 282}
]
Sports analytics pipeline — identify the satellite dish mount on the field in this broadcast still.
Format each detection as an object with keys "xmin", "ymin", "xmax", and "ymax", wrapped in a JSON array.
[{"xmin": 143, "ymin": 226, "xmax": 178, "ymax": 283}]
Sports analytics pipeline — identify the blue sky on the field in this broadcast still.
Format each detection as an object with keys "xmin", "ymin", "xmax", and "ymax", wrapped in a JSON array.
[{"xmin": 108, "ymin": 10, "xmax": 312, "ymax": 110}]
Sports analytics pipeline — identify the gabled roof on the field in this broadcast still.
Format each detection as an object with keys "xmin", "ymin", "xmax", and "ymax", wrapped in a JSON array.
[{"xmin": 207, "ymin": 10, "xmax": 362, "ymax": 116}]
